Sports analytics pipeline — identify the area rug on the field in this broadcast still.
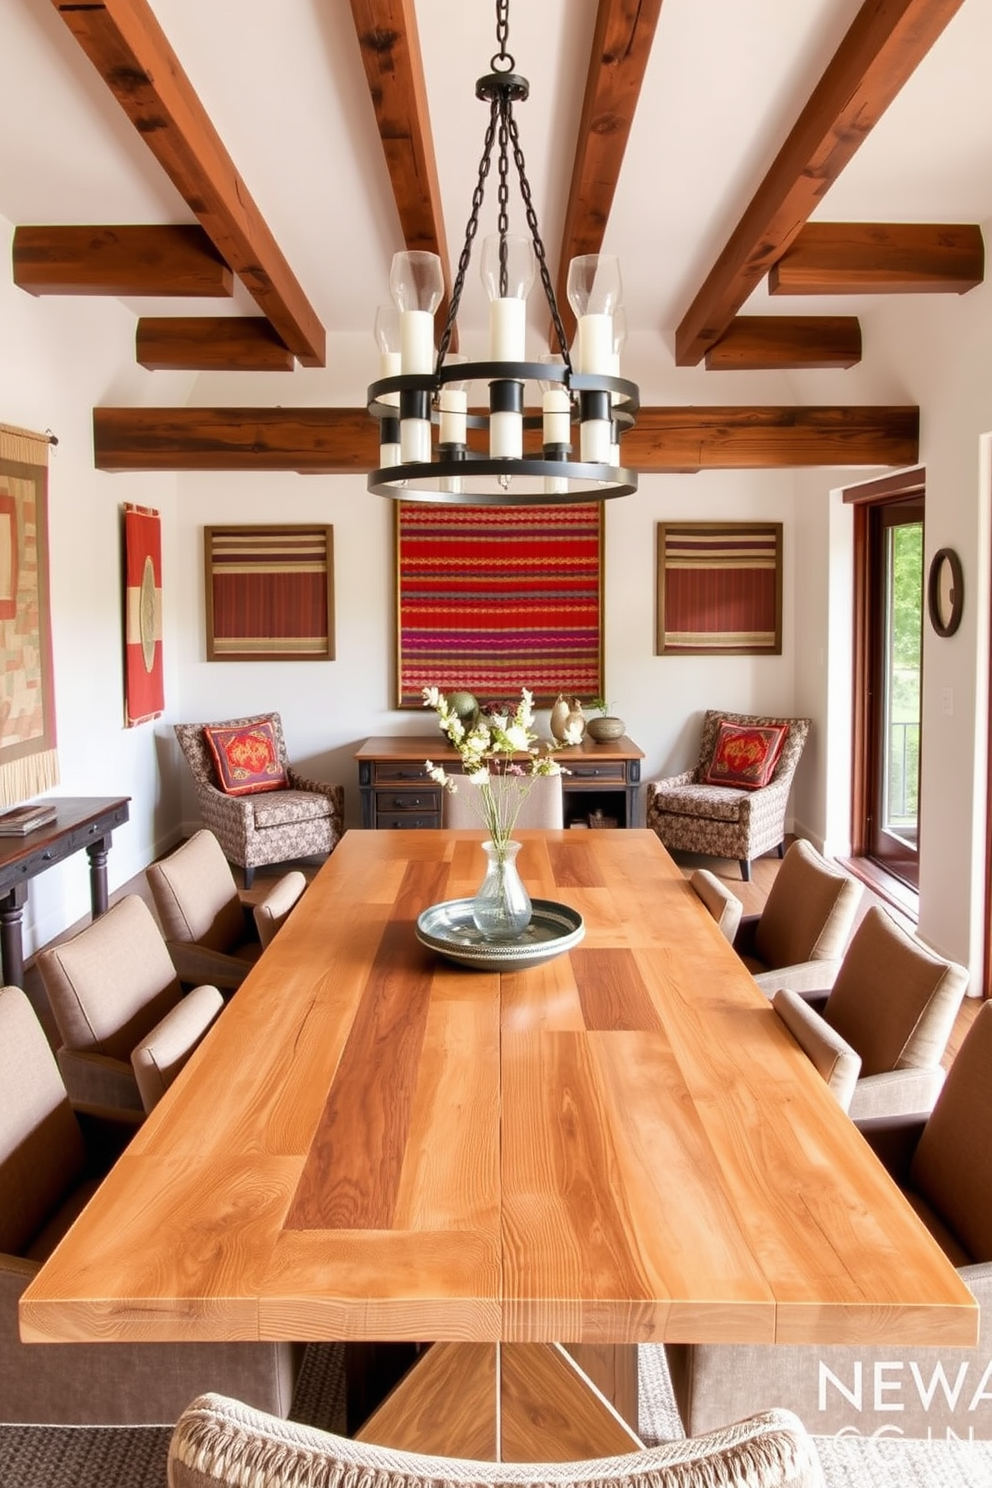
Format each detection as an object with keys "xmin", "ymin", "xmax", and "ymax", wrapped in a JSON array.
[{"xmin": 3, "ymin": 1343, "xmax": 991, "ymax": 1487}]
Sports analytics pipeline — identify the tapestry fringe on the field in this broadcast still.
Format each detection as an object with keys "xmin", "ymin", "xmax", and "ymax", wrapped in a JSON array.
[
  {"xmin": 0, "ymin": 749, "xmax": 60, "ymax": 809},
  {"xmin": 0, "ymin": 424, "xmax": 51, "ymax": 468}
]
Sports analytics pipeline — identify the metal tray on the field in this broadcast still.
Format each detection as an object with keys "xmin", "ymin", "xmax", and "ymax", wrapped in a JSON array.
[{"xmin": 416, "ymin": 897, "xmax": 584, "ymax": 971}]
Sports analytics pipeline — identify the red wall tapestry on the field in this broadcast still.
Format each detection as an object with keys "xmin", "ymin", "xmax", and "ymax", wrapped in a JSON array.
[{"xmin": 123, "ymin": 503, "xmax": 164, "ymax": 726}]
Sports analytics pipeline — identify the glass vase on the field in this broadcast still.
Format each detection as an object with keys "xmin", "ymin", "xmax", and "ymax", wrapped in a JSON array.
[{"xmin": 472, "ymin": 839, "xmax": 532, "ymax": 941}]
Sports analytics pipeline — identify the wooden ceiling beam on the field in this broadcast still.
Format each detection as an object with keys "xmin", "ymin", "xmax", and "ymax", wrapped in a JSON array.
[
  {"xmin": 769, "ymin": 222, "xmax": 985, "ymax": 295},
  {"xmin": 554, "ymin": 0, "xmax": 666, "ymax": 344},
  {"xmin": 50, "ymin": 0, "xmax": 325, "ymax": 366},
  {"xmin": 12, "ymin": 225, "xmax": 233, "ymax": 297},
  {"xmin": 349, "ymin": 0, "xmax": 453, "ymax": 338},
  {"xmin": 704, "ymin": 316, "xmax": 863, "ymax": 370},
  {"xmin": 136, "ymin": 318, "xmax": 294, "ymax": 372},
  {"xmin": 675, "ymin": 0, "xmax": 967, "ymax": 366},
  {"xmin": 92, "ymin": 404, "xmax": 918, "ymax": 474}
]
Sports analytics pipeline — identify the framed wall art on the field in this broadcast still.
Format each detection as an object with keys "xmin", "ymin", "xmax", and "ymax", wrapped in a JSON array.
[
  {"xmin": 204, "ymin": 525, "xmax": 334, "ymax": 661},
  {"xmin": 0, "ymin": 424, "xmax": 59, "ymax": 803},
  {"xmin": 656, "ymin": 521, "xmax": 783, "ymax": 656},
  {"xmin": 123, "ymin": 503, "xmax": 164, "ymax": 726},
  {"xmin": 395, "ymin": 502, "xmax": 603, "ymax": 707}
]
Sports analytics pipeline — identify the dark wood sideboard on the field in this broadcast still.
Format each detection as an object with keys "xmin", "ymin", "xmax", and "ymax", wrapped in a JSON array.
[{"xmin": 356, "ymin": 735, "xmax": 644, "ymax": 831}]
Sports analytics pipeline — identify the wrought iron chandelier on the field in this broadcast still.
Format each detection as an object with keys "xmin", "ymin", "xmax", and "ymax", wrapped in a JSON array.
[{"xmin": 367, "ymin": 0, "xmax": 639, "ymax": 506}]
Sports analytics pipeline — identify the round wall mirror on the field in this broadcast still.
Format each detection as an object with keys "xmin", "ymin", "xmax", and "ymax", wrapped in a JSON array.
[{"xmin": 927, "ymin": 548, "xmax": 964, "ymax": 638}]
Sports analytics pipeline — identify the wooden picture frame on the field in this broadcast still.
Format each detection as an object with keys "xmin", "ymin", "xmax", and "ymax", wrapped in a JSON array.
[
  {"xmin": 395, "ymin": 502, "xmax": 604, "ymax": 708},
  {"xmin": 656, "ymin": 521, "xmax": 783, "ymax": 656},
  {"xmin": 204, "ymin": 525, "xmax": 334, "ymax": 661}
]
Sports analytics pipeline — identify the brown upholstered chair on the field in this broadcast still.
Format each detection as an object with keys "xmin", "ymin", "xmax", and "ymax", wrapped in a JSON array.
[
  {"xmin": 0, "ymin": 985, "xmax": 300, "ymax": 1424},
  {"xmin": 36, "ymin": 895, "xmax": 223, "ymax": 1114},
  {"xmin": 772, "ymin": 905, "xmax": 968, "ymax": 1121},
  {"xmin": 733, "ymin": 839, "xmax": 862, "ymax": 997},
  {"xmin": 147, "ymin": 830, "xmax": 307, "ymax": 991},
  {"xmin": 168, "ymin": 1391, "xmax": 824, "ymax": 1488},
  {"xmin": 442, "ymin": 772, "xmax": 564, "ymax": 830},
  {"xmin": 666, "ymin": 1000, "xmax": 992, "ymax": 1441},
  {"xmin": 174, "ymin": 712, "xmax": 343, "ymax": 887},
  {"xmin": 646, "ymin": 711, "xmax": 810, "ymax": 881},
  {"xmin": 689, "ymin": 869, "xmax": 743, "ymax": 943}
]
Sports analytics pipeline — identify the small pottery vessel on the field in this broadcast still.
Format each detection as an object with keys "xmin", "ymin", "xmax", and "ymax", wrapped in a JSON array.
[
  {"xmin": 549, "ymin": 693, "xmax": 578, "ymax": 743},
  {"xmin": 586, "ymin": 715, "xmax": 625, "ymax": 743},
  {"xmin": 563, "ymin": 703, "xmax": 586, "ymax": 744}
]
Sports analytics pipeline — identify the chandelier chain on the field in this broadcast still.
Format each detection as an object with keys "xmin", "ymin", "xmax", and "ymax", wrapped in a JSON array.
[
  {"xmin": 493, "ymin": 0, "xmax": 511, "ymax": 69},
  {"xmin": 507, "ymin": 109, "xmax": 571, "ymax": 364},
  {"xmin": 496, "ymin": 100, "xmax": 511, "ymax": 298},
  {"xmin": 436, "ymin": 97, "xmax": 500, "ymax": 370}
]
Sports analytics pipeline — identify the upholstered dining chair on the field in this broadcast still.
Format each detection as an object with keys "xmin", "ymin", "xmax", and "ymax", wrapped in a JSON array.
[
  {"xmin": 147, "ymin": 829, "xmax": 307, "ymax": 991},
  {"xmin": 665, "ymin": 1000, "xmax": 992, "ymax": 1441},
  {"xmin": 168, "ymin": 1392, "xmax": 824, "ymax": 1488},
  {"xmin": 689, "ymin": 868, "xmax": 743, "ymax": 943},
  {"xmin": 771, "ymin": 905, "xmax": 968, "ymax": 1121},
  {"xmin": 442, "ymin": 772, "xmax": 564, "ymax": 830},
  {"xmin": 646, "ymin": 710, "xmax": 810, "ymax": 880},
  {"xmin": 174, "ymin": 712, "xmax": 343, "ymax": 887},
  {"xmin": 36, "ymin": 894, "xmax": 224, "ymax": 1113},
  {"xmin": 0, "ymin": 986, "xmax": 301, "ymax": 1424},
  {"xmin": 733, "ymin": 838, "xmax": 862, "ymax": 997}
]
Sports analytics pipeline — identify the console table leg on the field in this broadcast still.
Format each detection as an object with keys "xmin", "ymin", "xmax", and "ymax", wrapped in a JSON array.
[
  {"xmin": 87, "ymin": 838, "xmax": 111, "ymax": 917},
  {"xmin": 0, "ymin": 886, "xmax": 27, "ymax": 988}
]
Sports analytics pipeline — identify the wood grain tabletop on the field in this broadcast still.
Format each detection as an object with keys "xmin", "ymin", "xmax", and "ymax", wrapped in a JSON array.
[{"xmin": 20, "ymin": 829, "xmax": 976, "ymax": 1351}]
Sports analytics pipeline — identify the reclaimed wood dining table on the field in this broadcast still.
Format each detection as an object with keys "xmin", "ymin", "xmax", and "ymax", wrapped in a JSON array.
[{"xmin": 20, "ymin": 828, "xmax": 976, "ymax": 1459}]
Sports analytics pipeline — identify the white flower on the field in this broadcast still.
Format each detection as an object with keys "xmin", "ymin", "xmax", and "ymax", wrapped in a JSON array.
[
  {"xmin": 562, "ymin": 720, "xmax": 584, "ymax": 745},
  {"xmin": 466, "ymin": 766, "xmax": 490, "ymax": 786},
  {"xmin": 504, "ymin": 723, "xmax": 531, "ymax": 752},
  {"xmin": 425, "ymin": 761, "xmax": 450, "ymax": 787},
  {"xmin": 422, "ymin": 686, "xmax": 442, "ymax": 710}
]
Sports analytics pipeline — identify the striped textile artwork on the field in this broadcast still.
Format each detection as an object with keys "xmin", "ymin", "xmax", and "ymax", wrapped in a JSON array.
[
  {"xmin": 396, "ymin": 503, "xmax": 603, "ymax": 707},
  {"xmin": 657, "ymin": 522, "xmax": 782, "ymax": 655},
  {"xmin": 205, "ymin": 525, "xmax": 334, "ymax": 661}
]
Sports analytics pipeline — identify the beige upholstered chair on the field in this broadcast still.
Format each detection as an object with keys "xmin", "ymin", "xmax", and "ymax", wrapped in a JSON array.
[
  {"xmin": 442, "ymin": 772, "xmax": 564, "ymax": 830},
  {"xmin": 37, "ymin": 895, "xmax": 223, "ymax": 1113},
  {"xmin": 772, "ymin": 905, "xmax": 968, "ymax": 1121},
  {"xmin": 168, "ymin": 1392, "xmax": 824, "ymax": 1488},
  {"xmin": 689, "ymin": 869, "xmax": 743, "ymax": 943},
  {"xmin": 646, "ymin": 711, "xmax": 810, "ymax": 881},
  {"xmin": 733, "ymin": 839, "xmax": 862, "ymax": 997},
  {"xmin": 665, "ymin": 1000, "xmax": 992, "ymax": 1440},
  {"xmin": 0, "ymin": 986, "xmax": 300, "ymax": 1424},
  {"xmin": 147, "ymin": 830, "xmax": 307, "ymax": 991},
  {"xmin": 175, "ymin": 712, "xmax": 343, "ymax": 887}
]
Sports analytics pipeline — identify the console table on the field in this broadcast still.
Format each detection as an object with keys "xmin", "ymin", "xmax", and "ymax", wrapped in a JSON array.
[
  {"xmin": 356, "ymin": 735, "xmax": 643, "ymax": 831},
  {"xmin": 0, "ymin": 795, "xmax": 130, "ymax": 987}
]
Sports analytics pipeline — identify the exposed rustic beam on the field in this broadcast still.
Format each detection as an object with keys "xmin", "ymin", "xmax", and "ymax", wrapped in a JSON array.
[
  {"xmin": 769, "ymin": 222, "xmax": 985, "ymax": 295},
  {"xmin": 554, "ymin": 0, "xmax": 666, "ymax": 344},
  {"xmin": 136, "ymin": 318, "xmax": 295, "ymax": 371},
  {"xmin": 704, "ymin": 316, "xmax": 862, "ymax": 370},
  {"xmin": 13, "ymin": 225, "xmax": 233, "ymax": 298},
  {"xmin": 50, "ymin": 0, "xmax": 325, "ymax": 366},
  {"xmin": 92, "ymin": 405, "xmax": 918, "ymax": 474},
  {"xmin": 675, "ymin": 0, "xmax": 967, "ymax": 366},
  {"xmin": 348, "ymin": 0, "xmax": 454, "ymax": 338}
]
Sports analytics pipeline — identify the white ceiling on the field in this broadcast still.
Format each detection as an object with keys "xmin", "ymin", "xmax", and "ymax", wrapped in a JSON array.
[{"xmin": 2, "ymin": 0, "xmax": 991, "ymax": 368}]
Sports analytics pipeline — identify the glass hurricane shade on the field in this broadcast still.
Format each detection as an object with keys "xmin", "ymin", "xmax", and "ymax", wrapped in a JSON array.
[{"xmin": 567, "ymin": 253, "xmax": 623, "ymax": 374}]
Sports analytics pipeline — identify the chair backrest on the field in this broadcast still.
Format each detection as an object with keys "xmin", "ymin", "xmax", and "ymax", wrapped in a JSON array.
[
  {"xmin": 175, "ymin": 713, "xmax": 290, "ymax": 795},
  {"xmin": 168, "ymin": 1393, "xmax": 824, "ymax": 1488},
  {"xmin": 753, "ymin": 839, "xmax": 861, "ymax": 971},
  {"xmin": 690, "ymin": 869, "xmax": 743, "ymax": 943},
  {"xmin": 824, "ymin": 906, "xmax": 969, "ymax": 1078},
  {"xmin": 146, "ymin": 830, "xmax": 247, "ymax": 952},
  {"xmin": 37, "ymin": 896, "xmax": 182, "ymax": 1063},
  {"xmin": 443, "ymin": 773, "xmax": 564, "ymax": 831},
  {"xmin": 693, "ymin": 710, "xmax": 810, "ymax": 793},
  {"xmin": 772, "ymin": 988, "xmax": 861, "ymax": 1112},
  {"xmin": 0, "ymin": 985, "xmax": 86, "ymax": 1256},
  {"xmin": 910, "ymin": 1000, "xmax": 992, "ymax": 1264}
]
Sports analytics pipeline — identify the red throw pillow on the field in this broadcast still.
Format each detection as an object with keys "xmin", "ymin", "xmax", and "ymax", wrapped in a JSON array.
[
  {"xmin": 702, "ymin": 721, "xmax": 788, "ymax": 791},
  {"xmin": 204, "ymin": 719, "xmax": 288, "ymax": 796}
]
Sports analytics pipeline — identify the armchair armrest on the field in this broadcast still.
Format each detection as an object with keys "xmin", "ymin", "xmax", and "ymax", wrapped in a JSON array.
[
  {"xmin": 647, "ymin": 769, "xmax": 697, "ymax": 800},
  {"xmin": 772, "ymin": 988, "xmax": 861, "ymax": 1111},
  {"xmin": 751, "ymin": 960, "xmax": 843, "ymax": 999},
  {"xmin": 56, "ymin": 1048, "xmax": 143, "ymax": 1112},
  {"xmin": 131, "ymin": 984, "xmax": 225, "ymax": 1112},
  {"xmin": 287, "ymin": 770, "xmax": 344, "ymax": 815},
  {"xmin": 847, "ymin": 1066, "xmax": 945, "ymax": 1123}
]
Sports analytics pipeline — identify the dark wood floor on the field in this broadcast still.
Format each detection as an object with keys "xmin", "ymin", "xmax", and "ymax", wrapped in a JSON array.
[{"xmin": 20, "ymin": 834, "xmax": 981, "ymax": 1068}]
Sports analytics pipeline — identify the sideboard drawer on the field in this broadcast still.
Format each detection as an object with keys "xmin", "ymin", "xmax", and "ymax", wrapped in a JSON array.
[
  {"xmin": 375, "ymin": 789, "xmax": 441, "ymax": 815},
  {"xmin": 373, "ymin": 762, "xmax": 432, "ymax": 784},
  {"xmin": 375, "ymin": 811, "xmax": 441, "ymax": 830},
  {"xmin": 566, "ymin": 762, "xmax": 628, "ymax": 783}
]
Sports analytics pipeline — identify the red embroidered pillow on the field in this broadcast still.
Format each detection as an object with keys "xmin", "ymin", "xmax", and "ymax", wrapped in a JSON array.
[
  {"xmin": 203, "ymin": 719, "xmax": 288, "ymax": 797},
  {"xmin": 703, "ymin": 721, "xmax": 788, "ymax": 791}
]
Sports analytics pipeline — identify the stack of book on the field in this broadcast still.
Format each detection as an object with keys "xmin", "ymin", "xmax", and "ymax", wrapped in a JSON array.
[{"xmin": 0, "ymin": 801, "xmax": 58, "ymax": 837}]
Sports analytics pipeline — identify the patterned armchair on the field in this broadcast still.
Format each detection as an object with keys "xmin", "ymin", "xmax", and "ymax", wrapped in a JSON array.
[
  {"xmin": 175, "ymin": 712, "xmax": 343, "ymax": 887},
  {"xmin": 646, "ymin": 710, "xmax": 810, "ymax": 881}
]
